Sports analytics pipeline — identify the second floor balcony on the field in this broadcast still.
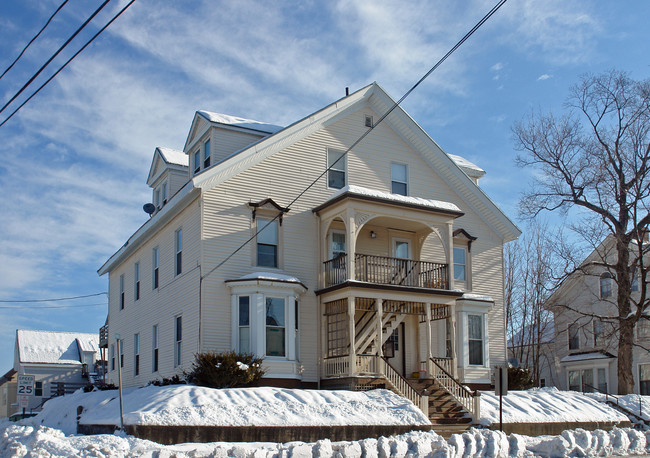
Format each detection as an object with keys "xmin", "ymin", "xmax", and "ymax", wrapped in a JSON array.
[{"xmin": 324, "ymin": 253, "xmax": 449, "ymax": 290}]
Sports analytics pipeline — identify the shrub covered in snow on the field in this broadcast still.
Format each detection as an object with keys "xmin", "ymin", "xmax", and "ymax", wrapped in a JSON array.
[
  {"xmin": 186, "ymin": 351, "xmax": 265, "ymax": 388},
  {"xmin": 507, "ymin": 365, "xmax": 534, "ymax": 390}
]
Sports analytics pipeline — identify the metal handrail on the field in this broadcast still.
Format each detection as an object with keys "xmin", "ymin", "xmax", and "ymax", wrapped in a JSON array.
[
  {"xmin": 582, "ymin": 383, "xmax": 618, "ymax": 405},
  {"xmin": 429, "ymin": 357, "xmax": 480, "ymax": 420}
]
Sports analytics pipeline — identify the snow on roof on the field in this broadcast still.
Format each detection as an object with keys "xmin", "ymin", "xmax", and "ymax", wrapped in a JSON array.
[
  {"xmin": 238, "ymin": 272, "xmax": 303, "ymax": 284},
  {"xmin": 322, "ymin": 185, "xmax": 462, "ymax": 214},
  {"xmin": 448, "ymin": 154, "xmax": 485, "ymax": 177},
  {"xmin": 197, "ymin": 111, "xmax": 284, "ymax": 134},
  {"xmin": 559, "ymin": 352, "xmax": 614, "ymax": 363},
  {"xmin": 459, "ymin": 293, "xmax": 494, "ymax": 302},
  {"xmin": 158, "ymin": 147, "xmax": 187, "ymax": 166},
  {"xmin": 16, "ymin": 330, "xmax": 99, "ymax": 365}
]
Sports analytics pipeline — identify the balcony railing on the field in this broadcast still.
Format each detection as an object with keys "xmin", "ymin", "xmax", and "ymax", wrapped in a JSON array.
[{"xmin": 324, "ymin": 253, "xmax": 448, "ymax": 289}]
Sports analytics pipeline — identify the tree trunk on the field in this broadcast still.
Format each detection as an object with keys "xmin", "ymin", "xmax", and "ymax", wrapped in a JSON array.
[{"xmin": 618, "ymin": 318, "xmax": 635, "ymax": 394}]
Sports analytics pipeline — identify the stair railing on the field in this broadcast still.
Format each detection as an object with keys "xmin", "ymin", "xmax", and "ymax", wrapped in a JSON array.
[
  {"xmin": 429, "ymin": 357, "xmax": 480, "ymax": 421},
  {"xmin": 380, "ymin": 357, "xmax": 429, "ymax": 415}
]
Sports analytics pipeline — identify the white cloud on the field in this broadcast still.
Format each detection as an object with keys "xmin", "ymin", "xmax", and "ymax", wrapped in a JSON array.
[
  {"xmin": 538, "ymin": 74, "xmax": 552, "ymax": 81},
  {"xmin": 491, "ymin": 62, "xmax": 504, "ymax": 72}
]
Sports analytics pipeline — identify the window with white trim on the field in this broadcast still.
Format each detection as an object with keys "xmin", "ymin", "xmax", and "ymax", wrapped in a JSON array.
[
  {"xmin": 391, "ymin": 163, "xmax": 408, "ymax": 196},
  {"xmin": 638, "ymin": 319, "xmax": 650, "ymax": 339},
  {"xmin": 152, "ymin": 247, "xmax": 159, "ymax": 289},
  {"xmin": 174, "ymin": 315, "xmax": 182, "ymax": 367},
  {"xmin": 631, "ymin": 268, "xmax": 639, "ymax": 292},
  {"xmin": 239, "ymin": 296, "xmax": 250, "ymax": 354},
  {"xmin": 266, "ymin": 297, "xmax": 285, "ymax": 357},
  {"xmin": 175, "ymin": 228, "xmax": 182, "ymax": 275},
  {"xmin": 152, "ymin": 324, "xmax": 159, "ymax": 372},
  {"xmin": 568, "ymin": 322, "xmax": 579, "ymax": 350},
  {"xmin": 204, "ymin": 139, "xmax": 211, "ymax": 168},
  {"xmin": 257, "ymin": 218, "xmax": 278, "ymax": 268},
  {"xmin": 134, "ymin": 262, "xmax": 140, "ymax": 301},
  {"xmin": 593, "ymin": 318, "xmax": 604, "ymax": 347},
  {"xmin": 155, "ymin": 188, "xmax": 160, "ymax": 208},
  {"xmin": 119, "ymin": 274, "xmax": 125, "ymax": 310},
  {"xmin": 162, "ymin": 183, "xmax": 167, "ymax": 205},
  {"xmin": 327, "ymin": 149, "xmax": 346, "ymax": 189},
  {"xmin": 467, "ymin": 314, "xmax": 484, "ymax": 365},
  {"xmin": 600, "ymin": 272, "xmax": 613, "ymax": 298},
  {"xmin": 110, "ymin": 344, "xmax": 115, "ymax": 371},
  {"xmin": 641, "ymin": 364, "xmax": 650, "ymax": 395},
  {"xmin": 193, "ymin": 151, "xmax": 200, "ymax": 174},
  {"xmin": 134, "ymin": 333, "xmax": 140, "ymax": 376},
  {"xmin": 453, "ymin": 247, "xmax": 467, "ymax": 282},
  {"xmin": 120, "ymin": 338, "xmax": 124, "ymax": 368}
]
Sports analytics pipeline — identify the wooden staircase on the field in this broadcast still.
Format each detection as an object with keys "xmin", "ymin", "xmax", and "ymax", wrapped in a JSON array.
[{"xmin": 409, "ymin": 378, "xmax": 474, "ymax": 438}]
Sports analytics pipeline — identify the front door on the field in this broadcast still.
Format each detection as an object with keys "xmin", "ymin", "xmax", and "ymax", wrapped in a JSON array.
[
  {"xmin": 384, "ymin": 323, "xmax": 405, "ymax": 375},
  {"xmin": 392, "ymin": 238, "xmax": 412, "ymax": 286}
]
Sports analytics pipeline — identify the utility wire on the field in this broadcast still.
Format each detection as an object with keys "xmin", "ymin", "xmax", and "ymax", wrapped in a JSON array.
[
  {"xmin": 0, "ymin": 0, "xmax": 112, "ymax": 115},
  {"xmin": 202, "ymin": 0, "xmax": 508, "ymax": 281},
  {"xmin": 0, "ymin": 302, "xmax": 106, "ymax": 309},
  {"xmin": 0, "ymin": 0, "xmax": 137, "ymax": 128},
  {"xmin": 0, "ymin": 0, "xmax": 70, "ymax": 81},
  {"xmin": 0, "ymin": 292, "xmax": 107, "ymax": 303}
]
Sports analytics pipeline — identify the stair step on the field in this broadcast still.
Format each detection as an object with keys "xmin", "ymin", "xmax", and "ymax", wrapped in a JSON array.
[{"xmin": 429, "ymin": 417, "xmax": 473, "ymax": 425}]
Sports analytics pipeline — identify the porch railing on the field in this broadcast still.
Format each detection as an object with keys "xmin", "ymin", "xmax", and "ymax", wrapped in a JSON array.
[
  {"xmin": 428, "ymin": 357, "xmax": 480, "ymax": 421},
  {"xmin": 323, "ymin": 355, "xmax": 349, "ymax": 377},
  {"xmin": 381, "ymin": 357, "xmax": 429, "ymax": 415},
  {"xmin": 323, "ymin": 253, "xmax": 448, "ymax": 289}
]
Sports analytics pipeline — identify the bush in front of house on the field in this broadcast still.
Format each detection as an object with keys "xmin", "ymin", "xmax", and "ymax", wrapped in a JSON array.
[
  {"xmin": 148, "ymin": 374, "xmax": 187, "ymax": 386},
  {"xmin": 186, "ymin": 351, "xmax": 265, "ymax": 388},
  {"xmin": 507, "ymin": 365, "xmax": 534, "ymax": 390}
]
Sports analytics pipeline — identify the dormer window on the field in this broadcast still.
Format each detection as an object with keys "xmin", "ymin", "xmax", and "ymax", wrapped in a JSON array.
[
  {"xmin": 194, "ymin": 151, "xmax": 201, "ymax": 174},
  {"xmin": 154, "ymin": 189, "xmax": 160, "ymax": 208},
  {"xmin": 204, "ymin": 140, "xmax": 211, "ymax": 168},
  {"xmin": 162, "ymin": 183, "xmax": 167, "ymax": 205}
]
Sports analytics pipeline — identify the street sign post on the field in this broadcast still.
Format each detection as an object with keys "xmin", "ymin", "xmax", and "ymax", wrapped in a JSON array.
[{"xmin": 17, "ymin": 375, "xmax": 35, "ymax": 415}]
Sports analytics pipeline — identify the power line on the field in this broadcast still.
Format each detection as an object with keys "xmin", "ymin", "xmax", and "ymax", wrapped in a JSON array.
[
  {"xmin": 0, "ymin": 0, "xmax": 137, "ymax": 128},
  {"xmin": 0, "ymin": 0, "xmax": 112, "ymax": 115},
  {"xmin": 0, "ymin": 0, "xmax": 70, "ymax": 81},
  {"xmin": 0, "ymin": 302, "xmax": 106, "ymax": 309},
  {"xmin": 0, "ymin": 292, "xmax": 107, "ymax": 303},
  {"xmin": 202, "ymin": 0, "xmax": 508, "ymax": 281}
]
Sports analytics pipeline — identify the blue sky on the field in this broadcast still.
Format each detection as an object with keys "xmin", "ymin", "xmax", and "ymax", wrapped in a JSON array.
[{"xmin": 0, "ymin": 0, "xmax": 648, "ymax": 373}]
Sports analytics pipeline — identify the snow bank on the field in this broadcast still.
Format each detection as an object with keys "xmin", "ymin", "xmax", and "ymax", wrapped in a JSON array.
[
  {"xmin": 479, "ymin": 387, "xmax": 629, "ymax": 425},
  {"xmin": 29, "ymin": 386, "xmax": 429, "ymax": 431},
  {"xmin": 2, "ymin": 425, "xmax": 649, "ymax": 457},
  {"xmin": 587, "ymin": 393, "xmax": 650, "ymax": 421}
]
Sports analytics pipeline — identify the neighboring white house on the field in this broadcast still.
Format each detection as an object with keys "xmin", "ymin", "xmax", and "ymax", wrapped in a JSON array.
[
  {"xmin": 13, "ymin": 330, "xmax": 103, "ymax": 411},
  {"xmin": 0, "ymin": 369, "xmax": 17, "ymax": 418},
  {"xmin": 507, "ymin": 322, "xmax": 557, "ymax": 388},
  {"xmin": 98, "ymin": 83, "xmax": 520, "ymax": 399},
  {"xmin": 544, "ymin": 237, "xmax": 649, "ymax": 395}
]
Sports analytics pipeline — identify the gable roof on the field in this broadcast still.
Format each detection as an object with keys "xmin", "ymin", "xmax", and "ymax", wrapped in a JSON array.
[
  {"xmin": 16, "ymin": 330, "xmax": 99, "ymax": 365},
  {"xmin": 192, "ymin": 82, "xmax": 520, "ymax": 242},
  {"xmin": 147, "ymin": 147, "xmax": 188, "ymax": 187}
]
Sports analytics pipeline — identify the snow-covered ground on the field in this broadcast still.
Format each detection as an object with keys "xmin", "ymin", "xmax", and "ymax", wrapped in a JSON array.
[
  {"xmin": 480, "ymin": 387, "xmax": 629, "ymax": 425},
  {"xmin": 1, "ymin": 385, "xmax": 648, "ymax": 457},
  {"xmin": 587, "ymin": 393, "xmax": 650, "ymax": 422}
]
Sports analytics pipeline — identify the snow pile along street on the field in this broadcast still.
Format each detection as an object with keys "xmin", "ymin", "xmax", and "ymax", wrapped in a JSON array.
[{"xmin": 479, "ymin": 387, "xmax": 629, "ymax": 425}]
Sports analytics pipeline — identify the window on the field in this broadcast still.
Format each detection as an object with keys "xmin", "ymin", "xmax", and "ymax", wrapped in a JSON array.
[
  {"xmin": 120, "ymin": 339, "xmax": 124, "ymax": 368},
  {"xmin": 119, "ymin": 274, "xmax": 125, "ymax": 309},
  {"xmin": 593, "ymin": 318, "xmax": 604, "ymax": 347},
  {"xmin": 631, "ymin": 269, "xmax": 639, "ymax": 292},
  {"xmin": 600, "ymin": 272, "xmax": 613, "ymax": 298},
  {"xmin": 365, "ymin": 115, "xmax": 373, "ymax": 127},
  {"xmin": 155, "ymin": 188, "xmax": 160, "ymax": 208},
  {"xmin": 446, "ymin": 319, "xmax": 452, "ymax": 358},
  {"xmin": 162, "ymin": 183, "xmax": 167, "ymax": 205},
  {"xmin": 327, "ymin": 149, "xmax": 346, "ymax": 189},
  {"xmin": 110, "ymin": 344, "xmax": 115, "ymax": 371},
  {"xmin": 152, "ymin": 247, "xmax": 159, "ymax": 289},
  {"xmin": 453, "ymin": 247, "xmax": 467, "ymax": 282},
  {"xmin": 152, "ymin": 325, "xmax": 159, "ymax": 372},
  {"xmin": 194, "ymin": 151, "xmax": 200, "ymax": 174},
  {"xmin": 266, "ymin": 297, "xmax": 285, "ymax": 356},
  {"xmin": 204, "ymin": 140, "xmax": 211, "ymax": 168},
  {"xmin": 330, "ymin": 231, "xmax": 346, "ymax": 259},
  {"xmin": 640, "ymin": 364, "xmax": 650, "ymax": 395},
  {"xmin": 175, "ymin": 316, "xmax": 182, "ymax": 366},
  {"xmin": 568, "ymin": 323, "xmax": 579, "ymax": 350},
  {"xmin": 257, "ymin": 218, "xmax": 278, "ymax": 268},
  {"xmin": 388, "ymin": 328, "xmax": 399, "ymax": 351},
  {"xmin": 638, "ymin": 319, "xmax": 650, "ymax": 339},
  {"xmin": 391, "ymin": 163, "xmax": 408, "ymax": 196},
  {"xmin": 175, "ymin": 228, "xmax": 182, "ymax": 275},
  {"xmin": 598, "ymin": 368, "xmax": 607, "ymax": 393},
  {"xmin": 134, "ymin": 333, "xmax": 140, "ymax": 376},
  {"xmin": 34, "ymin": 381, "xmax": 42, "ymax": 397},
  {"xmin": 134, "ymin": 262, "xmax": 140, "ymax": 301},
  {"xmin": 540, "ymin": 378, "xmax": 546, "ymax": 388},
  {"xmin": 239, "ymin": 296, "xmax": 250, "ymax": 354},
  {"xmin": 468, "ymin": 314, "xmax": 484, "ymax": 365},
  {"xmin": 569, "ymin": 369, "xmax": 593, "ymax": 392}
]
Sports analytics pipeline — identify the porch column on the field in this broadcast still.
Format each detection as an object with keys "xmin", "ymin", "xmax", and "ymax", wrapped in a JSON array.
[
  {"xmin": 346, "ymin": 208, "xmax": 356, "ymax": 282},
  {"xmin": 376, "ymin": 299, "xmax": 383, "ymax": 357},
  {"xmin": 348, "ymin": 296, "xmax": 356, "ymax": 376},
  {"xmin": 447, "ymin": 222, "xmax": 455, "ymax": 290},
  {"xmin": 450, "ymin": 303, "xmax": 458, "ymax": 378}
]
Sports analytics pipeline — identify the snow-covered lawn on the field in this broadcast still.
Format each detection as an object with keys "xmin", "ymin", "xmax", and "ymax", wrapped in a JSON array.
[
  {"xmin": 480, "ymin": 387, "xmax": 629, "ymax": 425},
  {"xmin": 587, "ymin": 393, "xmax": 650, "ymax": 422}
]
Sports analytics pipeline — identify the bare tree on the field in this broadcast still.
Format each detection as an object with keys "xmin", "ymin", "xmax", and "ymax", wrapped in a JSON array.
[{"xmin": 513, "ymin": 70, "xmax": 650, "ymax": 394}]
